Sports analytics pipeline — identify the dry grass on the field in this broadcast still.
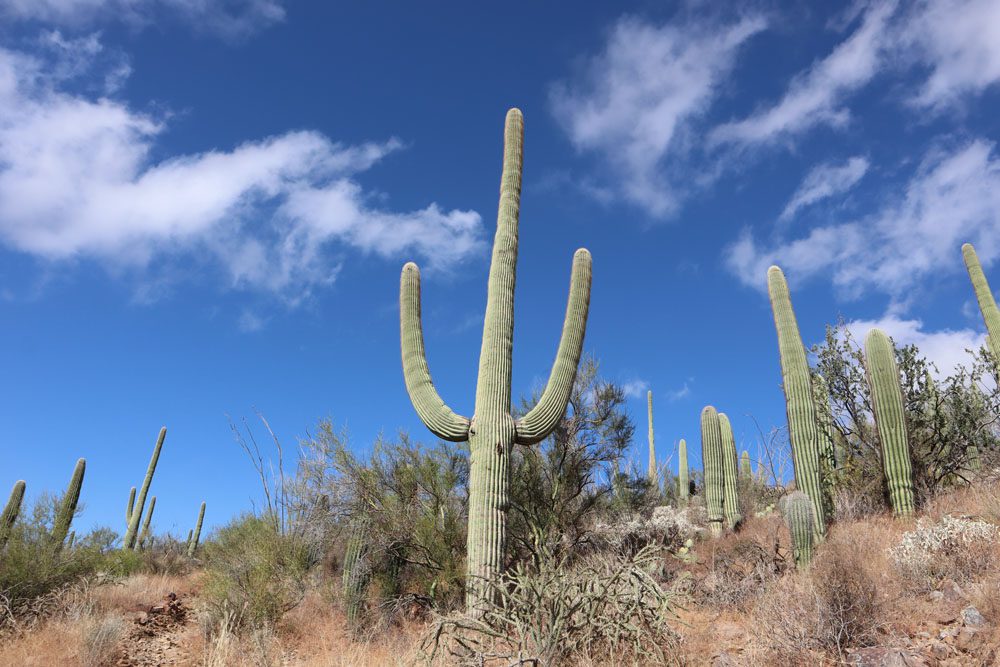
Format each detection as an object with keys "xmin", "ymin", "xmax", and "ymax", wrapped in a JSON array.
[{"xmin": 90, "ymin": 572, "xmax": 195, "ymax": 614}]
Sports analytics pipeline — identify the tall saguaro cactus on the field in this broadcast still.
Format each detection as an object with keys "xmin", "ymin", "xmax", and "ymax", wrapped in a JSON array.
[
  {"xmin": 647, "ymin": 390, "xmax": 657, "ymax": 486},
  {"xmin": 187, "ymin": 502, "xmax": 206, "ymax": 557},
  {"xmin": 864, "ymin": 329, "xmax": 916, "ymax": 516},
  {"xmin": 678, "ymin": 439, "xmax": 689, "ymax": 507},
  {"xmin": 125, "ymin": 427, "xmax": 166, "ymax": 550},
  {"xmin": 718, "ymin": 413, "xmax": 742, "ymax": 530},
  {"xmin": 740, "ymin": 450, "xmax": 752, "ymax": 480},
  {"xmin": 700, "ymin": 406, "xmax": 725, "ymax": 536},
  {"xmin": 52, "ymin": 458, "xmax": 85, "ymax": 552},
  {"xmin": 400, "ymin": 109, "xmax": 592, "ymax": 610},
  {"xmin": 962, "ymin": 243, "xmax": 1000, "ymax": 369},
  {"xmin": 767, "ymin": 266, "xmax": 827, "ymax": 538},
  {"xmin": 126, "ymin": 486, "xmax": 136, "ymax": 525},
  {"xmin": 1, "ymin": 480, "xmax": 26, "ymax": 550}
]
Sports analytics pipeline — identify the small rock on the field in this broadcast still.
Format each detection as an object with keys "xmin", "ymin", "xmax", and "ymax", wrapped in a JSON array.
[
  {"xmin": 712, "ymin": 651, "xmax": 738, "ymax": 666},
  {"xmin": 939, "ymin": 580, "xmax": 966, "ymax": 602},
  {"xmin": 847, "ymin": 647, "xmax": 928, "ymax": 666},
  {"xmin": 927, "ymin": 642, "xmax": 950, "ymax": 660},
  {"xmin": 960, "ymin": 606, "xmax": 986, "ymax": 628},
  {"xmin": 954, "ymin": 628, "xmax": 983, "ymax": 653},
  {"xmin": 928, "ymin": 591, "xmax": 944, "ymax": 603},
  {"xmin": 939, "ymin": 627, "xmax": 959, "ymax": 640}
]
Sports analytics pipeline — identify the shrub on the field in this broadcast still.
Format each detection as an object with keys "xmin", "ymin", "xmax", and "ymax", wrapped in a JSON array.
[
  {"xmin": 888, "ymin": 514, "xmax": 998, "ymax": 586},
  {"xmin": 80, "ymin": 614, "xmax": 125, "ymax": 667}
]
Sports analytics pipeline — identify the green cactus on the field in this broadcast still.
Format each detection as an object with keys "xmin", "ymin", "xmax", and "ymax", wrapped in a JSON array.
[
  {"xmin": 138, "ymin": 496, "xmax": 156, "ymax": 550},
  {"xmin": 126, "ymin": 486, "xmax": 136, "ymax": 525},
  {"xmin": 677, "ymin": 438, "xmax": 689, "ymax": 507},
  {"xmin": 767, "ymin": 265, "xmax": 827, "ymax": 538},
  {"xmin": 647, "ymin": 390, "xmax": 657, "ymax": 487},
  {"xmin": 187, "ymin": 502, "xmax": 206, "ymax": 558},
  {"xmin": 864, "ymin": 329, "xmax": 916, "ymax": 516},
  {"xmin": 124, "ymin": 427, "xmax": 166, "ymax": 550},
  {"xmin": 700, "ymin": 406, "xmax": 725, "ymax": 537},
  {"xmin": 783, "ymin": 491, "xmax": 814, "ymax": 568},
  {"xmin": 740, "ymin": 450, "xmax": 752, "ymax": 480},
  {"xmin": 718, "ymin": 413, "xmax": 742, "ymax": 530},
  {"xmin": 342, "ymin": 520, "xmax": 371, "ymax": 627},
  {"xmin": 962, "ymin": 243, "xmax": 1000, "ymax": 370},
  {"xmin": 400, "ymin": 109, "xmax": 592, "ymax": 610},
  {"xmin": 1, "ymin": 480, "xmax": 26, "ymax": 550},
  {"xmin": 52, "ymin": 458, "xmax": 85, "ymax": 553}
]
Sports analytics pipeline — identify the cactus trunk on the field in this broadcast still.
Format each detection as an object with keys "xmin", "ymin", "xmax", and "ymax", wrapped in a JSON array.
[
  {"xmin": 52, "ymin": 458, "xmax": 85, "ymax": 553},
  {"xmin": 187, "ymin": 502, "xmax": 206, "ymax": 557},
  {"xmin": 1, "ymin": 480, "xmax": 26, "ymax": 550},
  {"xmin": 962, "ymin": 243, "xmax": 1000, "ymax": 371},
  {"xmin": 342, "ymin": 520, "xmax": 370, "ymax": 628},
  {"xmin": 124, "ymin": 427, "xmax": 166, "ymax": 550},
  {"xmin": 400, "ymin": 109, "xmax": 591, "ymax": 611},
  {"xmin": 138, "ymin": 496, "xmax": 156, "ymax": 550},
  {"xmin": 718, "ymin": 413, "xmax": 742, "ymax": 530},
  {"xmin": 784, "ymin": 491, "xmax": 814, "ymax": 568},
  {"xmin": 740, "ymin": 450, "xmax": 752, "ymax": 479},
  {"xmin": 700, "ymin": 406, "xmax": 725, "ymax": 536},
  {"xmin": 647, "ymin": 390, "xmax": 656, "ymax": 486},
  {"xmin": 126, "ymin": 486, "xmax": 136, "ymax": 525},
  {"xmin": 864, "ymin": 329, "xmax": 916, "ymax": 516},
  {"xmin": 767, "ymin": 266, "xmax": 827, "ymax": 538},
  {"xmin": 677, "ymin": 439, "xmax": 689, "ymax": 507}
]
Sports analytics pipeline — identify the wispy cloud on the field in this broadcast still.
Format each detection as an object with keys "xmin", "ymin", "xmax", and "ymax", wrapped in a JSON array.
[
  {"xmin": 237, "ymin": 309, "xmax": 266, "ymax": 332},
  {"xmin": 550, "ymin": 13, "xmax": 766, "ymax": 217},
  {"xmin": 780, "ymin": 156, "xmax": 869, "ymax": 221},
  {"xmin": 666, "ymin": 382, "xmax": 691, "ymax": 401},
  {"xmin": 621, "ymin": 379, "xmax": 649, "ymax": 399},
  {"xmin": 841, "ymin": 315, "xmax": 985, "ymax": 378},
  {"xmin": 0, "ymin": 36, "xmax": 484, "ymax": 302},
  {"xmin": 726, "ymin": 140, "xmax": 1000, "ymax": 296}
]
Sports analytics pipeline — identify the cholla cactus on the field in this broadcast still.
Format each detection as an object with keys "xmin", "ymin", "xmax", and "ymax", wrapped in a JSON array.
[
  {"xmin": 52, "ymin": 458, "xmax": 85, "ymax": 553},
  {"xmin": 1, "ymin": 480, "xmax": 26, "ymax": 550},
  {"xmin": 864, "ymin": 329, "xmax": 915, "ymax": 516},
  {"xmin": 400, "ymin": 109, "xmax": 592, "ymax": 609},
  {"xmin": 718, "ymin": 413, "xmax": 742, "ymax": 530},
  {"xmin": 125, "ymin": 427, "xmax": 166, "ymax": 550},
  {"xmin": 767, "ymin": 266, "xmax": 827, "ymax": 538},
  {"xmin": 677, "ymin": 439, "xmax": 689, "ymax": 507},
  {"xmin": 700, "ymin": 406, "xmax": 725, "ymax": 537},
  {"xmin": 783, "ymin": 491, "xmax": 814, "ymax": 568}
]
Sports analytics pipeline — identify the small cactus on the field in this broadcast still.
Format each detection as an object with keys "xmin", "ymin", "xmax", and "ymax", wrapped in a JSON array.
[
  {"xmin": 52, "ymin": 458, "xmax": 85, "ymax": 553},
  {"xmin": 138, "ymin": 496, "xmax": 156, "ymax": 550},
  {"xmin": 864, "ymin": 329, "xmax": 916, "ymax": 516},
  {"xmin": 718, "ymin": 413, "xmax": 742, "ymax": 530},
  {"xmin": 187, "ymin": 502, "xmax": 206, "ymax": 557},
  {"xmin": 740, "ymin": 450, "xmax": 752, "ymax": 480},
  {"xmin": 124, "ymin": 427, "xmax": 166, "ymax": 550},
  {"xmin": 962, "ymin": 243, "xmax": 1000, "ymax": 370},
  {"xmin": 126, "ymin": 486, "xmax": 136, "ymax": 525},
  {"xmin": 700, "ymin": 406, "xmax": 725, "ymax": 537},
  {"xmin": 1, "ymin": 480, "xmax": 26, "ymax": 550},
  {"xmin": 647, "ymin": 390, "xmax": 657, "ymax": 486},
  {"xmin": 784, "ymin": 490, "xmax": 815, "ymax": 568},
  {"xmin": 677, "ymin": 439, "xmax": 689, "ymax": 507}
]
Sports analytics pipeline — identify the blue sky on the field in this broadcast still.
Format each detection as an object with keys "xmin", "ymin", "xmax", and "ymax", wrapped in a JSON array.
[{"xmin": 2, "ymin": 0, "xmax": 999, "ymax": 536}]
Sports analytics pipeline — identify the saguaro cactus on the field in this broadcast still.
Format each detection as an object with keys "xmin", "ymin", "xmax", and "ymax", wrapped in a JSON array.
[
  {"xmin": 962, "ymin": 243, "xmax": 1000, "ymax": 368},
  {"xmin": 52, "ymin": 458, "xmax": 85, "ymax": 552},
  {"xmin": 124, "ymin": 427, "xmax": 166, "ymax": 550},
  {"xmin": 864, "ymin": 329, "xmax": 916, "ymax": 516},
  {"xmin": 138, "ymin": 496, "xmax": 156, "ymax": 549},
  {"xmin": 126, "ymin": 486, "xmax": 136, "ymax": 525},
  {"xmin": 740, "ymin": 450, "xmax": 752, "ymax": 480},
  {"xmin": 647, "ymin": 390, "xmax": 657, "ymax": 486},
  {"xmin": 187, "ymin": 502, "xmax": 206, "ymax": 557},
  {"xmin": 342, "ymin": 520, "xmax": 371, "ymax": 628},
  {"xmin": 784, "ymin": 491, "xmax": 815, "ymax": 568},
  {"xmin": 1, "ymin": 480, "xmax": 26, "ymax": 550},
  {"xmin": 400, "ymin": 109, "xmax": 592, "ymax": 610},
  {"xmin": 767, "ymin": 266, "xmax": 827, "ymax": 537},
  {"xmin": 700, "ymin": 406, "xmax": 725, "ymax": 536},
  {"xmin": 718, "ymin": 413, "xmax": 742, "ymax": 530},
  {"xmin": 678, "ymin": 439, "xmax": 689, "ymax": 507}
]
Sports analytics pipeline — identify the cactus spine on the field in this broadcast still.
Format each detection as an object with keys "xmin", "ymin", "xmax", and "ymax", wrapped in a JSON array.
[
  {"xmin": 767, "ymin": 266, "xmax": 827, "ymax": 538},
  {"xmin": 718, "ymin": 413, "xmax": 742, "ymax": 530},
  {"xmin": 647, "ymin": 390, "xmax": 657, "ymax": 486},
  {"xmin": 678, "ymin": 439, "xmax": 689, "ymax": 507},
  {"xmin": 187, "ymin": 502, "xmax": 206, "ymax": 557},
  {"xmin": 740, "ymin": 450, "xmax": 752, "ymax": 480},
  {"xmin": 124, "ymin": 427, "xmax": 166, "ymax": 550},
  {"xmin": 400, "ymin": 109, "xmax": 592, "ymax": 610},
  {"xmin": 52, "ymin": 458, "xmax": 85, "ymax": 552},
  {"xmin": 1, "ymin": 480, "xmax": 26, "ymax": 550},
  {"xmin": 700, "ymin": 406, "xmax": 725, "ymax": 536},
  {"xmin": 784, "ymin": 491, "xmax": 814, "ymax": 568},
  {"xmin": 962, "ymin": 243, "xmax": 1000, "ymax": 369},
  {"xmin": 864, "ymin": 329, "xmax": 916, "ymax": 516},
  {"xmin": 138, "ymin": 496, "xmax": 156, "ymax": 549}
]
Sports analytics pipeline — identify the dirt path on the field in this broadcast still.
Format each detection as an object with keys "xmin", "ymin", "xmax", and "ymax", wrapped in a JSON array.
[{"xmin": 116, "ymin": 591, "xmax": 196, "ymax": 666}]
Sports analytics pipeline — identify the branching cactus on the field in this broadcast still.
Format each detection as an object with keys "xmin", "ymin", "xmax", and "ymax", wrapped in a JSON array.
[
  {"xmin": 647, "ymin": 390, "xmax": 657, "ymax": 486},
  {"xmin": 124, "ymin": 427, "xmax": 166, "ymax": 550},
  {"xmin": 678, "ymin": 439, "xmax": 689, "ymax": 507},
  {"xmin": 1, "ymin": 480, "xmax": 26, "ymax": 550},
  {"xmin": 52, "ymin": 458, "xmax": 85, "ymax": 553},
  {"xmin": 187, "ymin": 502, "xmax": 206, "ymax": 557},
  {"xmin": 962, "ymin": 243, "xmax": 1000, "ymax": 370},
  {"xmin": 784, "ymin": 491, "xmax": 814, "ymax": 568},
  {"xmin": 138, "ymin": 496, "xmax": 156, "ymax": 550},
  {"xmin": 864, "ymin": 329, "xmax": 916, "ymax": 516},
  {"xmin": 767, "ymin": 266, "xmax": 827, "ymax": 538},
  {"xmin": 342, "ymin": 520, "xmax": 371, "ymax": 628},
  {"xmin": 400, "ymin": 109, "xmax": 592, "ymax": 610},
  {"xmin": 718, "ymin": 413, "xmax": 742, "ymax": 530},
  {"xmin": 740, "ymin": 450, "xmax": 752, "ymax": 480},
  {"xmin": 700, "ymin": 406, "xmax": 725, "ymax": 537}
]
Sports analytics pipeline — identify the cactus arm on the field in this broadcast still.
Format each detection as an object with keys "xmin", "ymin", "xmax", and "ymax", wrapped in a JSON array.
[
  {"xmin": 514, "ymin": 248, "xmax": 593, "ymax": 445},
  {"xmin": 0, "ymin": 480, "xmax": 26, "ymax": 550},
  {"xmin": 962, "ymin": 243, "xmax": 1000, "ymax": 367},
  {"xmin": 124, "ymin": 427, "xmax": 166, "ymax": 549},
  {"xmin": 138, "ymin": 496, "xmax": 156, "ymax": 549},
  {"xmin": 186, "ymin": 529, "xmax": 193, "ymax": 550},
  {"xmin": 647, "ymin": 391, "xmax": 656, "ymax": 483},
  {"xmin": 52, "ymin": 458, "xmax": 85, "ymax": 552},
  {"xmin": 126, "ymin": 486, "xmax": 136, "ymax": 525},
  {"xmin": 400, "ymin": 263, "xmax": 471, "ymax": 442},
  {"xmin": 187, "ymin": 501, "xmax": 206, "ymax": 557}
]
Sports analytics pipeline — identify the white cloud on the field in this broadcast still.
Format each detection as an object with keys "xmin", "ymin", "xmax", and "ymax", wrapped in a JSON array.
[
  {"xmin": 780, "ymin": 156, "xmax": 869, "ymax": 221},
  {"xmin": 550, "ymin": 13, "xmax": 766, "ymax": 217},
  {"xmin": 711, "ymin": 1, "xmax": 897, "ymax": 148},
  {"xmin": 666, "ymin": 382, "xmax": 691, "ymax": 401},
  {"xmin": 842, "ymin": 315, "xmax": 984, "ymax": 377},
  {"xmin": 0, "ymin": 0, "xmax": 285, "ymax": 37},
  {"xmin": 0, "ymin": 38, "xmax": 483, "ymax": 299},
  {"xmin": 237, "ymin": 309, "xmax": 266, "ymax": 332},
  {"xmin": 621, "ymin": 379, "xmax": 649, "ymax": 399},
  {"xmin": 726, "ymin": 140, "xmax": 1000, "ymax": 296}
]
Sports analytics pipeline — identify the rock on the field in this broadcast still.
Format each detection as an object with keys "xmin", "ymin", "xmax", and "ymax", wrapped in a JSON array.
[
  {"xmin": 712, "ymin": 651, "xmax": 739, "ymax": 666},
  {"xmin": 847, "ymin": 647, "xmax": 928, "ymax": 666},
  {"xmin": 954, "ymin": 628, "xmax": 984, "ymax": 653},
  {"xmin": 928, "ymin": 591, "xmax": 944, "ymax": 603},
  {"xmin": 938, "ymin": 580, "xmax": 966, "ymax": 602},
  {"xmin": 926, "ymin": 642, "xmax": 951, "ymax": 660},
  {"xmin": 961, "ymin": 606, "xmax": 986, "ymax": 628},
  {"xmin": 149, "ymin": 604, "xmax": 166, "ymax": 614}
]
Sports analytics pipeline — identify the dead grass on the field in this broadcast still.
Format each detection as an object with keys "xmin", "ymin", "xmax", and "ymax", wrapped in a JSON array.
[{"xmin": 90, "ymin": 572, "xmax": 196, "ymax": 614}]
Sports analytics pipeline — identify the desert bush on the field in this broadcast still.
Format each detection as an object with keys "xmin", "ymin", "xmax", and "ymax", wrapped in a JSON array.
[
  {"xmin": 888, "ymin": 514, "xmax": 998, "ymax": 587},
  {"xmin": 202, "ymin": 513, "xmax": 314, "ymax": 631},
  {"xmin": 697, "ymin": 528, "xmax": 787, "ymax": 610},
  {"xmin": 80, "ymin": 613, "xmax": 124, "ymax": 667},
  {"xmin": 421, "ymin": 545, "xmax": 679, "ymax": 666},
  {"xmin": 591, "ymin": 505, "xmax": 701, "ymax": 556}
]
